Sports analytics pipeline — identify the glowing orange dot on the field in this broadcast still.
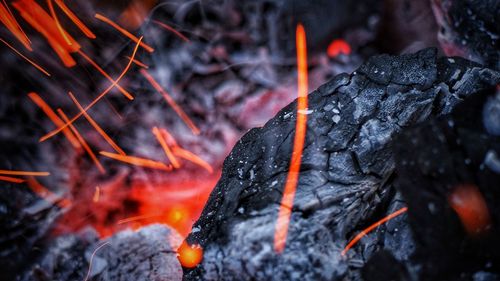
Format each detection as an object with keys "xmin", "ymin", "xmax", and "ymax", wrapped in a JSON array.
[
  {"xmin": 177, "ymin": 242, "xmax": 203, "ymax": 268},
  {"xmin": 448, "ymin": 184, "xmax": 491, "ymax": 236},
  {"xmin": 327, "ymin": 39, "xmax": 351, "ymax": 58}
]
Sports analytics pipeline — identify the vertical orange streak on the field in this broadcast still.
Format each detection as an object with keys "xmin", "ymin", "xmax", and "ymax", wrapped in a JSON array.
[
  {"xmin": 47, "ymin": 0, "xmax": 71, "ymax": 45},
  {"xmin": 68, "ymin": 92, "xmax": 126, "ymax": 155},
  {"xmin": 274, "ymin": 23, "xmax": 309, "ymax": 253},
  {"xmin": 58, "ymin": 109, "xmax": 106, "ymax": 174},
  {"xmin": 93, "ymin": 186, "xmax": 100, "ymax": 202},
  {"xmin": 140, "ymin": 69, "xmax": 200, "ymax": 135},
  {"xmin": 28, "ymin": 92, "xmax": 81, "ymax": 148},
  {"xmin": 95, "ymin": 13, "xmax": 154, "ymax": 53},
  {"xmin": 159, "ymin": 128, "xmax": 179, "ymax": 147},
  {"xmin": 0, "ymin": 1, "xmax": 31, "ymax": 50},
  {"xmin": 27, "ymin": 177, "xmax": 71, "ymax": 208},
  {"xmin": 0, "ymin": 170, "xmax": 49, "ymax": 176},
  {"xmin": 341, "ymin": 207, "xmax": 408, "ymax": 256},
  {"xmin": 78, "ymin": 50, "xmax": 134, "ymax": 100},
  {"xmin": 83, "ymin": 242, "xmax": 110, "ymax": 281},
  {"xmin": 152, "ymin": 127, "xmax": 180, "ymax": 168},
  {"xmin": 153, "ymin": 20, "xmax": 190, "ymax": 42},
  {"xmin": 126, "ymin": 56, "xmax": 149, "ymax": 68},
  {"xmin": 53, "ymin": 0, "xmax": 95, "ymax": 39},
  {"xmin": 172, "ymin": 147, "xmax": 213, "ymax": 173},
  {"xmin": 99, "ymin": 151, "xmax": 172, "ymax": 171},
  {"xmin": 13, "ymin": 0, "xmax": 80, "ymax": 67},
  {"xmin": 39, "ymin": 37, "xmax": 142, "ymax": 142},
  {"xmin": 0, "ymin": 175, "xmax": 25, "ymax": 183},
  {"xmin": 0, "ymin": 37, "xmax": 51, "ymax": 76}
]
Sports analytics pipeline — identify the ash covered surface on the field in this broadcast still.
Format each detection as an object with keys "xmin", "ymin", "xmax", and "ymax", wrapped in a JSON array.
[{"xmin": 184, "ymin": 48, "xmax": 500, "ymax": 280}]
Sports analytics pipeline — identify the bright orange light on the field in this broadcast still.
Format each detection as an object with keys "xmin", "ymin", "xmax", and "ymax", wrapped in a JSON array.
[
  {"xmin": 0, "ymin": 38, "xmax": 50, "ymax": 76},
  {"xmin": 0, "ymin": 1, "xmax": 31, "ymax": 50},
  {"xmin": 0, "ymin": 175, "xmax": 25, "ymax": 183},
  {"xmin": 152, "ymin": 127, "xmax": 180, "ymax": 168},
  {"xmin": 177, "ymin": 241, "xmax": 203, "ymax": 268},
  {"xmin": 0, "ymin": 170, "xmax": 50, "ymax": 176},
  {"xmin": 327, "ymin": 39, "xmax": 351, "ymax": 58},
  {"xmin": 53, "ymin": 0, "xmax": 95, "ymax": 39},
  {"xmin": 153, "ymin": 20, "xmax": 190, "ymax": 43},
  {"xmin": 99, "ymin": 151, "xmax": 172, "ymax": 171},
  {"xmin": 172, "ymin": 147, "xmax": 213, "ymax": 173},
  {"xmin": 341, "ymin": 207, "xmax": 408, "ymax": 256},
  {"xmin": 93, "ymin": 186, "xmax": 100, "ymax": 203},
  {"xmin": 47, "ymin": 0, "xmax": 71, "ymax": 46},
  {"xmin": 274, "ymin": 23, "xmax": 309, "ymax": 253},
  {"xmin": 40, "ymin": 37, "xmax": 142, "ymax": 142},
  {"xmin": 448, "ymin": 184, "xmax": 491, "ymax": 236}
]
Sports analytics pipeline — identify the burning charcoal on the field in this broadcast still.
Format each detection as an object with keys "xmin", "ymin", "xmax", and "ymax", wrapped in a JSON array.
[
  {"xmin": 431, "ymin": 0, "xmax": 500, "ymax": 70},
  {"xmin": 184, "ymin": 48, "xmax": 500, "ymax": 280},
  {"xmin": 392, "ymin": 88, "xmax": 500, "ymax": 280}
]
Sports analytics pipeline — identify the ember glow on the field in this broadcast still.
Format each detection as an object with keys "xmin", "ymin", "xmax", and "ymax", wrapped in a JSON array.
[
  {"xmin": 448, "ymin": 184, "xmax": 491, "ymax": 236},
  {"xmin": 177, "ymin": 241, "xmax": 203, "ymax": 268},
  {"xmin": 327, "ymin": 39, "xmax": 351, "ymax": 58},
  {"xmin": 274, "ymin": 23, "xmax": 309, "ymax": 253}
]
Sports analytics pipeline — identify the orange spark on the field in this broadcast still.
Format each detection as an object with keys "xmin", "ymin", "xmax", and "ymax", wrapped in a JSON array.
[
  {"xmin": 47, "ymin": 0, "xmax": 71, "ymax": 45},
  {"xmin": 0, "ymin": 175, "xmax": 25, "ymax": 183},
  {"xmin": 0, "ymin": 1, "xmax": 31, "ymax": 50},
  {"xmin": 28, "ymin": 92, "xmax": 80, "ymax": 148},
  {"xmin": 126, "ymin": 55, "xmax": 149, "ymax": 68},
  {"xmin": 140, "ymin": 69, "xmax": 200, "ymax": 135},
  {"xmin": 27, "ymin": 177, "xmax": 71, "ymax": 208},
  {"xmin": 78, "ymin": 50, "xmax": 134, "ymax": 100},
  {"xmin": 327, "ymin": 39, "xmax": 351, "ymax": 58},
  {"xmin": 83, "ymin": 242, "xmax": 110, "ymax": 281},
  {"xmin": 99, "ymin": 151, "xmax": 172, "ymax": 171},
  {"xmin": 448, "ymin": 184, "xmax": 491, "ymax": 236},
  {"xmin": 53, "ymin": 0, "xmax": 95, "ymax": 39},
  {"xmin": 95, "ymin": 13, "xmax": 154, "ymax": 53},
  {"xmin": 58, "ymin": 109, "xmax": 106, "ymax": 174},
  {"xmin": 68, "ymin": 92, "xmax": 126, "ymax": 155},
  {"xmin": 13, "ymin": 0, "xmax": 80, "ymax": 67},
  {"xmin": 116, "ymin": 213, "xmax": 161, "ymax": 225},
  {"xmin": 0, "ymin": 37, "xmax": 50, "ymax": 76},
  {"xmin": 152, "ymin": 127, "xmax": 180, "ymax": 168},
  {"xmin": 177, "ymin": 241, "xmax": 203, "ymax": 268},
  {"xmin": 172, "ymin": 147, "xmax": 213, "ymax": 173},
  {"xmin": 341, "ymin": 207, "xmax": 408, "ymax": 256},
  {"xmin": 274, "ymin": 23, "xmax": 309, "ymax": 253},
  {"xmin": 40, "ymin": 37, "xmax": 142, "ymax": 142},
  {"xmin": 153, "ymin": 20, "xmax": 190, "ymax": 43},
  {"xmin": 0, "ymin": 170, "xmax": 50, "ymax": 176},
  {"xmin": 93, "ymin": 186, "xmax": 100, "ymax": 202}
]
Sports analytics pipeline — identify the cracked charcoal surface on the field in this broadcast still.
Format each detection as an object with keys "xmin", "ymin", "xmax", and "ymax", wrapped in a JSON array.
[
  {"xmin": 184, "ymin": 48, "xmax": 500, "ymax": 280},
  {"xmin": 392, "ymin": 88, "xmax": 500, "ymax": 280}
]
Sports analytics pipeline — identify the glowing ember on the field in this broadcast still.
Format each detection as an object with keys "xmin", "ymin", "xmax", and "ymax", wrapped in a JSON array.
[
  {"xmin": 0, "ymin": 38, "xmax": 50, "ymax": 76},
  {"xmin": 53, "ymin": 0, "xmax": 95, "ymax": 39},
  {"xmin": 341, "ymin": 207, "xmax": 408, "ymax": 256},
  {"xmin": 448, "ymin": 184, "xmax": 491, "ymax": 236},
  {"xmin": 152, "ymin": 127, "xmax": 181, "ymax": 169},
  {"xmin": 0, "ymin": 1, "xmax": 31, "ymax": 50},
  {"xmin": 47, "ymin": 0, "xmax": 72, "ymax": 46},
  {"xmin": 0, "ymin": 169, "xmax": 50, "ymax": 176},
  {"xmin": 274, "ymin": 23, "xmax": 309, "ymax": 253},
  {"xmin": 0, "ymin": 175, "xmax": 25, "ymax": 183},
  {"xmin": 177, "ymin": 241, "xmax": 203, "ymax": 268},
  {"xmin": 99, "ymin": 151, "xmax": 172, "ymax": 171},
  {"xmin": 27, "ymin": 176, "xmax": 71, "ymax": 208},
  {"xmin": 327, "ymin": 39, "xmax": 351, "ymax": 58}
]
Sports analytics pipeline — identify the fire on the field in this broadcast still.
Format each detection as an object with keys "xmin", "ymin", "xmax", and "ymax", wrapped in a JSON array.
[
  {"xmin": 327, "ymin": 39, "xmax": 351, "ymax": 58},
  {"xmin": 448, "ymin": 184, "xmax": 491, "ymax": 235},
  {"xmin": 177, "ymin": 241, "xmax": 203, "ymax": 268}
]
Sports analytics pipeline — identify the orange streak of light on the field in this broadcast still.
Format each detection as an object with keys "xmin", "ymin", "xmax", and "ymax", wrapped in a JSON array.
[
  {"xmin": 78, "ymin": 50, "xmax": 134, "ymax": 100},
  {"xmin": 40, "ymin": 37, "xmax": 142, "ymax": 142},
  {"xmin": 327, "ymin": 39, "xmax": 351, "ymax": 58},
  {"xmin": 152, "ymin": 127, "xmax": 180, "ymax": 168},
  {"xmin": 83, "ymin": 242, "xmax": 110, "ymax": 281},
  {"xmin": 0, "ymin": 1, "xmax": 31, "ymax": 50},
  {"xmin": 58, "ymin": 109, "xmax": 106, "ymax": 174},
  {"xmin": 0, "ymin": 37, "xmax": 50, "ymax": 76},
  {"xmin": 140, "ymin": 69, "xmax": 200, "ymax": 135},
  {"xmin": 99, "ymin": 151, "xmax": 172, "ymax": 171},
  {"xmin": 93, "ymin": 186, "xmax": 100, "ymax": 202},
  {"xmin": 153, "ymin": 20, "xmax": 190, "ymax": 43},
  {"xmin": 53, "ymin": 0, "xmax": 96, "ymax": 39},
  {"xmin": 0, "ymin": 175, "xmax": 25, "ymax": 183},
  {"xmin": 27, "ymin": 177, "xmax": 71, "ymax": 208},
  {"xmin": 116, "ymin": 213, "xmax": 161, "ymax": 225},
  {"xmin": 68, "ymin": 91, "xmax": 126, "ymax": 155},
  {"xmin": 0, "ymin": 170, "xmax": 49, "ymax": 176},
  {"xmin": 172, "ymin": 147, "xmax": 213, "ymax": 173},
  {"xmin": 47, "ymin": 0, "xmax": 71, "ymax": 45},
  {"xmin": 274, "ymin": 23, "xmax": 309, "ymax": 253},
  {"xmin": 341, "ymin": 207, "xmax": 408, "ymax": 256},
  {"xmin": 12, "ymin": 0, "xmax": 80, "ymax": 67},
  {"xmin": 95, "ymin": 13, "xmax": 154, "ymax": 53},
  {"xmin": 178, "ymin": 241, "xmax": 203, "ymax": 268},
  {"xmin": 448, "ymin": 184, "xmax": 491, "ymax": 236},
  {"xmin": 126, "ymin": 55, "xmax": 149, "ymax": 68},
  {"xmin": 28, "ymin": 92, "xmax": 81, "ymax": 148}
]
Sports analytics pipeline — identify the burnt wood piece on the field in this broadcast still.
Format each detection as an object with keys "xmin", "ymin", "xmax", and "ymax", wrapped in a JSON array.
[
  {"xmin": 392, "ymin": 88, "xmax": 500, "ymax": 280},
  {"xmin": 185, "ymin": 48, "xmax": 500, "ymax": 280}
]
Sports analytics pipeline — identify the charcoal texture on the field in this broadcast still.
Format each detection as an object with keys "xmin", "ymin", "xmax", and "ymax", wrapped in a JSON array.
[
  {"xmin": 184, "ymin": 48, "xmax": 500, "ymax": 280},
  {"xmin": 392, "ymin": 88, "xmax": 500, "ymax": 280}
]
